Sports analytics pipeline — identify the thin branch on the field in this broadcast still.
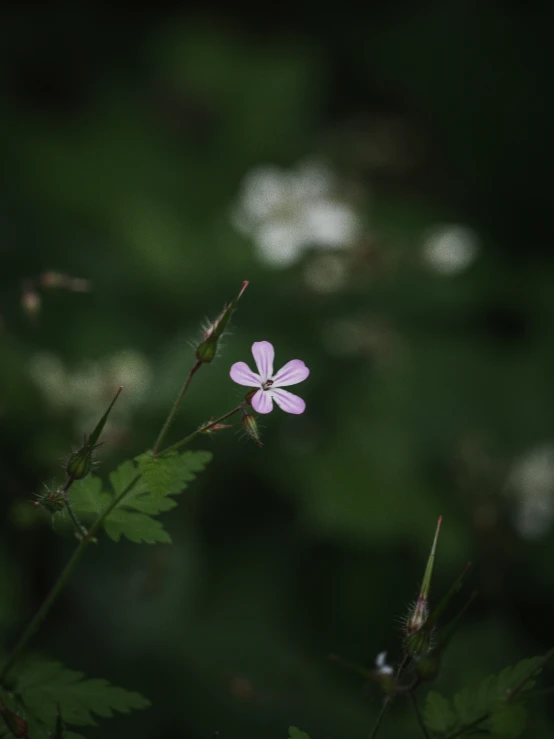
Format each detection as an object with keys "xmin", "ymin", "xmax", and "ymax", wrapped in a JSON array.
[
  {"xmin": 158, "ymin": 405, "xmax": 244, "ymax": 456},
  {"xmin": 152, "ymin": 360, "xmax": 201, "ymax": 455},
  {"xmin": 409, "ymin": 692, "xmax": 431, "ymax": 739}
]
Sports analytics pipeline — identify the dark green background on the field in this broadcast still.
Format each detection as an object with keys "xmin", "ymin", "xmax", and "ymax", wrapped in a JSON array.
[{"xmin": 2, "ymin": 2, "xmax": 554, "ymax": 737}]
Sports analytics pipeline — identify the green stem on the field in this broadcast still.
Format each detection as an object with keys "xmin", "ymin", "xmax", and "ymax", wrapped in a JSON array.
[
  {"xmin": 369, "ymin": 697, "xmax": 392, "ymax": 739},
  {"xmin": 0, "ymin": 370, "xmax": 241, "ymax": 684},
  {"xmin": 61, "ymin": 476, "xmax": 87, "ymax": 538},
  {"xmin": 0, "ymin": 474, "xmax": 141, "ymax": 684},
  {"xmin": 369, "ymin": 652, "xmax": 411, "ymax": 739},
  {"xmin": 0, "ymin": 543, "xmax": 87, "ymax": 683},
  {"xmin": 409, "ymin": 692, "xmax": 431, "ymax": 739},
  {"xmin": 152, "ymin": 360, "xmax": 202, "ymax": 455},
  {"xmin": 159, "ymin": 405, "xmax": 244, "ymax": 456},
  {"xmin": 63, "ymin": 493, "xmax": 87, "ymax": 538}
]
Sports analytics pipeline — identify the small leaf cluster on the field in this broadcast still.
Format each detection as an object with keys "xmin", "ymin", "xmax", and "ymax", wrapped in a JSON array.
[
  {"xmin": 62, "ymin": 450, "xmax": 212, "ymax": 544},
  {"xmin": 425, "ymin": 656, "xmax": 545, "ymax": 738},
  {"xmin": 0, "ymin": 659, "xmax": 149, "ymax": 738}
]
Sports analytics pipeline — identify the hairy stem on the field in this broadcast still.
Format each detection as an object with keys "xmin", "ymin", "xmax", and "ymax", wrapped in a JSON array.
[
  {"xmin": 159, "ymin": 405, "xmax": 244, "ymax": 456},
  {"xmin": 152, "ymin": 360, "xmax": 202, "ymax": 455}
]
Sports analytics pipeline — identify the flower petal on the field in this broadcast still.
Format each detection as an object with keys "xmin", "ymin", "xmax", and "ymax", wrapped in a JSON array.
[
  {"xmin": 252, "ymin": 341, "xmax": 274, "ymax": 382},
  {"xmin": 271, "ymin": 359, "xmax": 310, "ymax": 387},
  {"xmin": 271, "ymin": 388, "xmax": 306, "ymax": 414},
  {"xmin": 251, "ymin": 389, "xmax": 273, "ymax": 414},
  {"xmin": 230, "ymin": 362, "xmax": 261, "ymax": 387}
]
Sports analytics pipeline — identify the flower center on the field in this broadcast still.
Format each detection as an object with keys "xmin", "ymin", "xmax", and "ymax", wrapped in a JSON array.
[{"xmin": 263, "ymin": 379, "xmax": 274, "ymax": 390}]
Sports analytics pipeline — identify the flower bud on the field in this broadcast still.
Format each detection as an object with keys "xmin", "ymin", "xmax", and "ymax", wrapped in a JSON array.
[
  {"xmin": 34, "ymin": 488, "xmax": 65, "ymax": 514},
  {"xmin": 0, "ymin": 704, "xmax": 29, "ymax": 738},
  {"xmin": 415, "ymin": 649, "xmax": 441, "ymax": 682},
  {"xmin": 405, "ymin": 516, "xmax": 442, "ymax": 637},
  {"xmin": 66, "ymin": 447, "xmax": 94, "ymax": 480},
  {"xmin": 242, "ymin": 413, "xmax": 263, "ymax": 446},
  {"xmin": 405, "ymin": 626, "xmax": 432, "ymax": 660},
  {"xmin": 66, "ymin": 386, "xmax": 123, "ymax": 481},
  {"xmin": 196, "ymin": 281, "xmax": 248, "ymax": 364},
  {"xmin": 200, "ymin": 420, "xmax": 233, "ymax": 434}
]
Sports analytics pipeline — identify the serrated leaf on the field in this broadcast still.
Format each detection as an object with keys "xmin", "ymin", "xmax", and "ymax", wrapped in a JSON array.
[
  {"xmin": 434, "ymin": 656, "xmax": 544, "ymax": 737},
  {"xmin": 485, "ymin": 703, "xmax": 528, "ymax": 738},
  {"xmin": 67, "ymin": 476, "xmax": 106, "ymax": 516},
  {"xmin": 63, "ymin": 451, "xmax": 211, "ymax": 544},
  {"xmin": 13, "ymin": 660, "xmax": 150, "ymax": 728},
  {"xmin": 289, "ymin": 727, "xmax": 310, "ymax": 739},
  {"xmin": 453, "ymin": 656, "xmax": 543, "ymax": 726},
  {"xmin": 424, "ymin": 691, "xmax": 456, "ymax": 733},
  {"xmin": 104, "ymin": 510, "xmax": 172, "ymax": 544},
  {"xmin": 135, "ymin": 450, "xmax": 212, "ymax": 497}
]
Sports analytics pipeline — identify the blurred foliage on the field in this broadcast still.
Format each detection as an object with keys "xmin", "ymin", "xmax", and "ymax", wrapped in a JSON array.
[{"xmin": 2, "ymin": 2, "xmax": 554, "ymax": 738}]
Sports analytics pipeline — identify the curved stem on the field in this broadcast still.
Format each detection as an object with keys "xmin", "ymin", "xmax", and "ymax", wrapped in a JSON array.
[
  {"xmin": 409, "ymin": 692, "xmax": 431, "ymax": 739},
  {"xmin": 369, "ymin": 697, "xmax": 392, "ymax": 739},
  {"xmin": 152, "ymin": 360, "xmax": 201, "ymax": 455}
]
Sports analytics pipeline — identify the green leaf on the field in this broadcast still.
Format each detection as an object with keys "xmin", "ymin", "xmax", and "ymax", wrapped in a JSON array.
[
  {"xmin": 289, "ymin": 727, "xmax": 310, "ymax": 739},
  {"xmin": 67, "ymin": 476, "xmax": 106, "ymax": 516},
  {"xmin": 426, "ymin": 656, "xmax": 544, "ymax": 738},
  {"xmin": 104, "ymin": 509, "xmax": 172, "ymax": 544},
  {"xmin": 68, "ymin": 450, "xmax": 212, "ymax": 544},
  {"xmin": 453, "ymin": 657, "xmax": 543, "ymax": 727},
  {"xmin": 424, "ymin": 691, "xmax": 456, "ymax": 733},
  {"xmin": 135, "ymin": 450, "xmax": 212, "ymax": 497},
  {"xmin": 9, "ymin": 660, "xmax": 149, "ymax": 731},
  {"xmin": 485, "ymin": 703, "xmax": 528, "ymax": 739}
]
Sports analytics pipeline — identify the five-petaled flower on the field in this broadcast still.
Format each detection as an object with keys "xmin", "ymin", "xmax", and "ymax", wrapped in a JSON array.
[{"xmin": 230, "ymin": 341, "xmax": 309, "ymax": 414}]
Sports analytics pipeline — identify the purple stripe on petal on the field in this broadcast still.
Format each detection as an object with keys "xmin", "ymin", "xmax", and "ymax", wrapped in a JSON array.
[
  {"xmin": 251, "ymin": 388, "xmax": 273, "ymax": 414},
  {"xmin": 271, "ymin": 388, "xmax": 306, "ymax": 414},
  {"xmin": 251, "ymin": 341, "xmax": 274, "ymax": 382},
  {"xmin": 230, "ymin": 362, "xmax": 261, "ymax": 387},
  {"xmin": 271, "ymin": 359, "xmax": 310, "ymax": 387}
]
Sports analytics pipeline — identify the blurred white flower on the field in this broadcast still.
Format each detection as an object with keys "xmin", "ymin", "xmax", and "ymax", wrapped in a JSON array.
[
  {"xmin": 375, "ymin": 651, "xmax": 394, "ymax": 676},
  {"xmin": 422, "ymin": 224, "xmax": 479, "ymax": 275},
  {"xmin": 304, "ymin": 254, "xmax": 347, "ymax": 294},
  {"xmin": 29, "ymin": 349, "xmax": 152, "ymax": 438},
  {"xmin": 507, "ymin": 443, "xmax": 554, "ymax": 539},
  {"xmin": 232, "ymin": 161, "xmax": 359, "ymax": 268}
]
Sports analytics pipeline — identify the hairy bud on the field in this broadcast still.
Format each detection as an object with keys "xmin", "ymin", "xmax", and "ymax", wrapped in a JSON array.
[
  {"xmin": 34, "ymin": 488, "xmax": 65, "ymax": 514},
  {"xmin": 66, "ymin": 447, "xmax": 95, "ymax": 480},
  {"xmin": 196, "ymin": 281, "xmax": 248, "ymax": 364},
  {"xmin": 242, "ymin": 413, "xmax": 263, "ymax": 446}
]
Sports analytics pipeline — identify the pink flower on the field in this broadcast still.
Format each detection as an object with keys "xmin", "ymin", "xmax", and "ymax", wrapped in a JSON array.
[{"xmin": 230, "ymin": 341, "xmax": 309, "ymax": 414}]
